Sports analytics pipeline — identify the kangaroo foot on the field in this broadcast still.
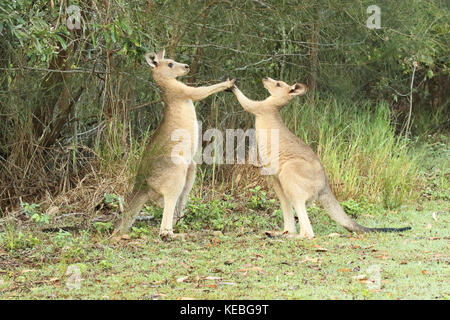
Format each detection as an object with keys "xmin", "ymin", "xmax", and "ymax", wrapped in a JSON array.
[
  {"xmin": 285, "ymin": 233, "xmax": 314, "ymax": 240},
  {"xmin": 160, "ymin": 231, "xmax": 186, "ymax": 241},
  {"xmin": 265, "ymin": 230, "xmax": 297, "ymax": 238}
]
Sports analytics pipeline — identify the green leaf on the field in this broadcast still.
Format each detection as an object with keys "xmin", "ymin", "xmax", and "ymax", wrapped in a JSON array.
[
  {"xmin": 34, "ymin": 37, "xmax": 42, "ymax": 53},
  {"xmin": 110, "ymin": 26, "xmax": 117, "ymax": 43},
  {"xmin": 54, "ymin": 34, "xmax": 67, "ymax": 50}
]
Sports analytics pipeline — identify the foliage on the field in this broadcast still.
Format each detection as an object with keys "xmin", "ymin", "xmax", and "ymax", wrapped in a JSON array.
[
  {"xmin": 93, "ymin": 222, "xmax": 114, "ymax": 234},
  {"xmin": 176, "ymin": 195, "xmax": 236, "ymax": 231},
  {"xmin": 248, "ymin": 186, "xmax": 277, "ymax": 211},
  {"xmin": 21, "ymin": 202, "xmax": 51, "ymax": 226},
  {"xmin": 0, "ymin": 0, "xmax": 448, "ymax": 212},
  {"xmin": 0, "ymin": 225, "xmax": 40, "ymax": 251}
]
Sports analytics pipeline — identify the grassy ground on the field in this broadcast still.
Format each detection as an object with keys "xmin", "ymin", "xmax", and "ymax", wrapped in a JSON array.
[
  {"xmin": 0, "ymin": 199, "xmax": 448, "ymax": 300},
  {"xmin": 0, "ymin": 134, "xmax": 448, "ymax": 300}
]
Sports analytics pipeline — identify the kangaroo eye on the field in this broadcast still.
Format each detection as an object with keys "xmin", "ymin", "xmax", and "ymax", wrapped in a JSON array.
[
  {"xmin": 168, "ymin": 63, "xmax": 173, "ymax": 68},
  {"xmin": 276, "ymin": 83, "xmax": 281, "ymax": 87}
]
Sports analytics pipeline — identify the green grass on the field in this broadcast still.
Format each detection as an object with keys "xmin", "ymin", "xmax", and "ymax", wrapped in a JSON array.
[{"xmin": 0, "ymin": 200, "xmax": 448, "ymax": 300}]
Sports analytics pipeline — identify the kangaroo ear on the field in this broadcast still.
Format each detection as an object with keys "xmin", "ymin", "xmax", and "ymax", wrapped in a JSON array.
[
  {"xmin": 145, "ymin": 52, "xmax": 158, "ymax": 68},
  {"xmin": 156, "ymin": 49, "xmax": 165, "ymax": 61},
  {"xmin": 289, "ymin": 83, "xmax": 307, "ymax": 96}
]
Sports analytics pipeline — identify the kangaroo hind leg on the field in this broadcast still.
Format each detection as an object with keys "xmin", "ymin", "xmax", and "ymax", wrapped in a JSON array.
[
  {"xmin": 173, "ymin": 162, "xmax": 196, "ymax": 225},
  {"xmin": 293, "ymin": 200, "xmax": 314, "ymax": 239},
  {"xmin": 158, "ymin": 164, "xmax": 188, "ymax": 241},
  {"xmin": 113, "ymin": 187, "xmax": 160, "ymax": 237},
  {"xmin": 271, "ymin": 177, "xmax": 296, "ymax": 234},
  {"xmin": 278, "ymin": 164, "xmax": 315, "ymax": 239}
]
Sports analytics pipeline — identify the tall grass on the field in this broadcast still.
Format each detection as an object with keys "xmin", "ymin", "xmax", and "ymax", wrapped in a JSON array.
[{"xmin": 283, "ymin": 97, "xmax": 424, "ymax": 209}]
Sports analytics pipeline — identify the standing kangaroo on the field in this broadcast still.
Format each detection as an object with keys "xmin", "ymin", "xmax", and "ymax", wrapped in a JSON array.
[
  {"xmin": 232, "ymin": 77, "xmax": 411, "ymax": 238},
  {"xmin": 114, "ymin": 49, "xmax": 235, "ymax": 240}
]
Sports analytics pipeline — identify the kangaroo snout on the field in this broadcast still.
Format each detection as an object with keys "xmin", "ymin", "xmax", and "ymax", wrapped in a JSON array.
[{"xmin": 184, "ymin": 64, "xmax": 190, "ymax": 69}]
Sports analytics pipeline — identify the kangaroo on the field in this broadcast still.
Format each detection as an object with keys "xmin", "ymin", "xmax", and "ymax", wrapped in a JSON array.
[
  {"xmin": 113, "ymin": 49, "xmax": 235, "ymax": 240},
  {"xmin": 232, "ymin": 77, "xmax": 411, "ymax": 238}
]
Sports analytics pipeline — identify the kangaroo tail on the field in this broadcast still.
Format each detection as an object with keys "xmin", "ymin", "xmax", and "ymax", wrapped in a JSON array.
[
  {"xmin": 318, "ymin": 186, "xmax": 411, "ymax": 234},
  {"xmin": 365, "ymin": 226, "xmax": 412, "ymax": 232}
]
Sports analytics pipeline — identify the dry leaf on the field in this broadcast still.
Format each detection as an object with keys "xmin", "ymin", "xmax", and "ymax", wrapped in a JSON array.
[
  {"xmin": 234, "ymin": 173, "xmax": 242, "ymax": 185},
  {"xmin": 312, "ymin": 244, "xmax": 328, "ymax": 252},
  {"xmin": 176, "ymin": 276, "xmax": 189, "ymax": 283},
  {"xmin": 46, "ymin": 206, "xmax": 59, "ymax": 215},
  {"xmin": 264, "ymin": 231, "xmax": 277, "ymax": 238},
  {"xmin": 352, "ymin": 274, "xmax": 368, "ymax": 280},
  {"xmin": 421, "ymin": 270, "xmax": 429, "ymax": 275},
  {"xmin": 21, "ymin": 269, "xmax": 35, "ymax": 274},
  {"xmin": 432, "ymin": 212, "xmax": 438, "ymax": 221},
  {"xmin": 177, "ymin": 297, "xmax": 196, "ymax": 300},
  {"xmin": 359, "ymin": 279, "xmax": 374, "ymax": 284},
  {"xmin": 204, "ymin": 276, "xmax": 222, "ymax": 281},
  {"xmin": 328, "ymin": 233, "xmax": 341, "ymax": 238},
  {"xmin": 337, "ymin": 268, "xmax": 352, "ymax": 273},
  {"xmin": 301, "ymin": 256, "xmax": 321, "ymax": 263},
  {"xmin": 180, "ymin": 261, "xmax": 193, "ymax": 269},
  {"xmin": 237, "ymin": 266, "xmax": 264, "ymax": 273}
]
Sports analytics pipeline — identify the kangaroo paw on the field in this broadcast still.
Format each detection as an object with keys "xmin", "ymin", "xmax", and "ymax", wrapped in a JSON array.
[
  {"xmin": 264, "ymin": 230, "xmax": 284, "ymax": 238},
  {"xmin": 160, "ymin": 231, "xmax": 186, "ymax": 241},
  {"xmin": 285, "ymin": 233, "xmax": 314, "ymax": 240}
]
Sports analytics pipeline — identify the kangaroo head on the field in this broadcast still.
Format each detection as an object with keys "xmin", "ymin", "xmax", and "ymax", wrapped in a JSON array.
[
  {"xmin": 262, "ymin": 77, "xmax": 307, "ymax": 106},
  {"xmin": 145, "ymin": 49, "xmax": 190, "ymax": 79}
]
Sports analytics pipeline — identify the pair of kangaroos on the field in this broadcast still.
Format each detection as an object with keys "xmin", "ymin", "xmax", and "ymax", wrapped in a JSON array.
[{"xmin": 113, "ymin": 49, "xmax": 410, "ymax": 240}]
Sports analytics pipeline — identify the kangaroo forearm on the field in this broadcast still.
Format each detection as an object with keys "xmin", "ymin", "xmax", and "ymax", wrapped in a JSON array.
[
  {"xmin": 233, "ymin": 87, "xmax": 258, "ymax": 112},
  {"xmin": 186, "ymin": 82, "xmax": 229, "ymax": 101}
]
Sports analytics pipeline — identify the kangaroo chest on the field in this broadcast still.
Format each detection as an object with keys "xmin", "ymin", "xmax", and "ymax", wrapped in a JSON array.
[
  {"xmin": 254, "ymin": 116, "xmax": 282, "ymax": 174},
  {"xmin": 187, "ymin": 100, "xmax": 199, "ymax": 156},
  {"xmin": 163, "ymin": 99, "xmax": 199, "ymax": 159}
]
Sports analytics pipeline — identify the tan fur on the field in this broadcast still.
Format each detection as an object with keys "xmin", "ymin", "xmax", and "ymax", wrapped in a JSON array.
[
  {"xmin": 113, "ymin": 49, "xmax": 235, "ymax": 240},
  {"xmin": 232, "ymin": 77, "xmax": 369, "ymax": 238}
]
